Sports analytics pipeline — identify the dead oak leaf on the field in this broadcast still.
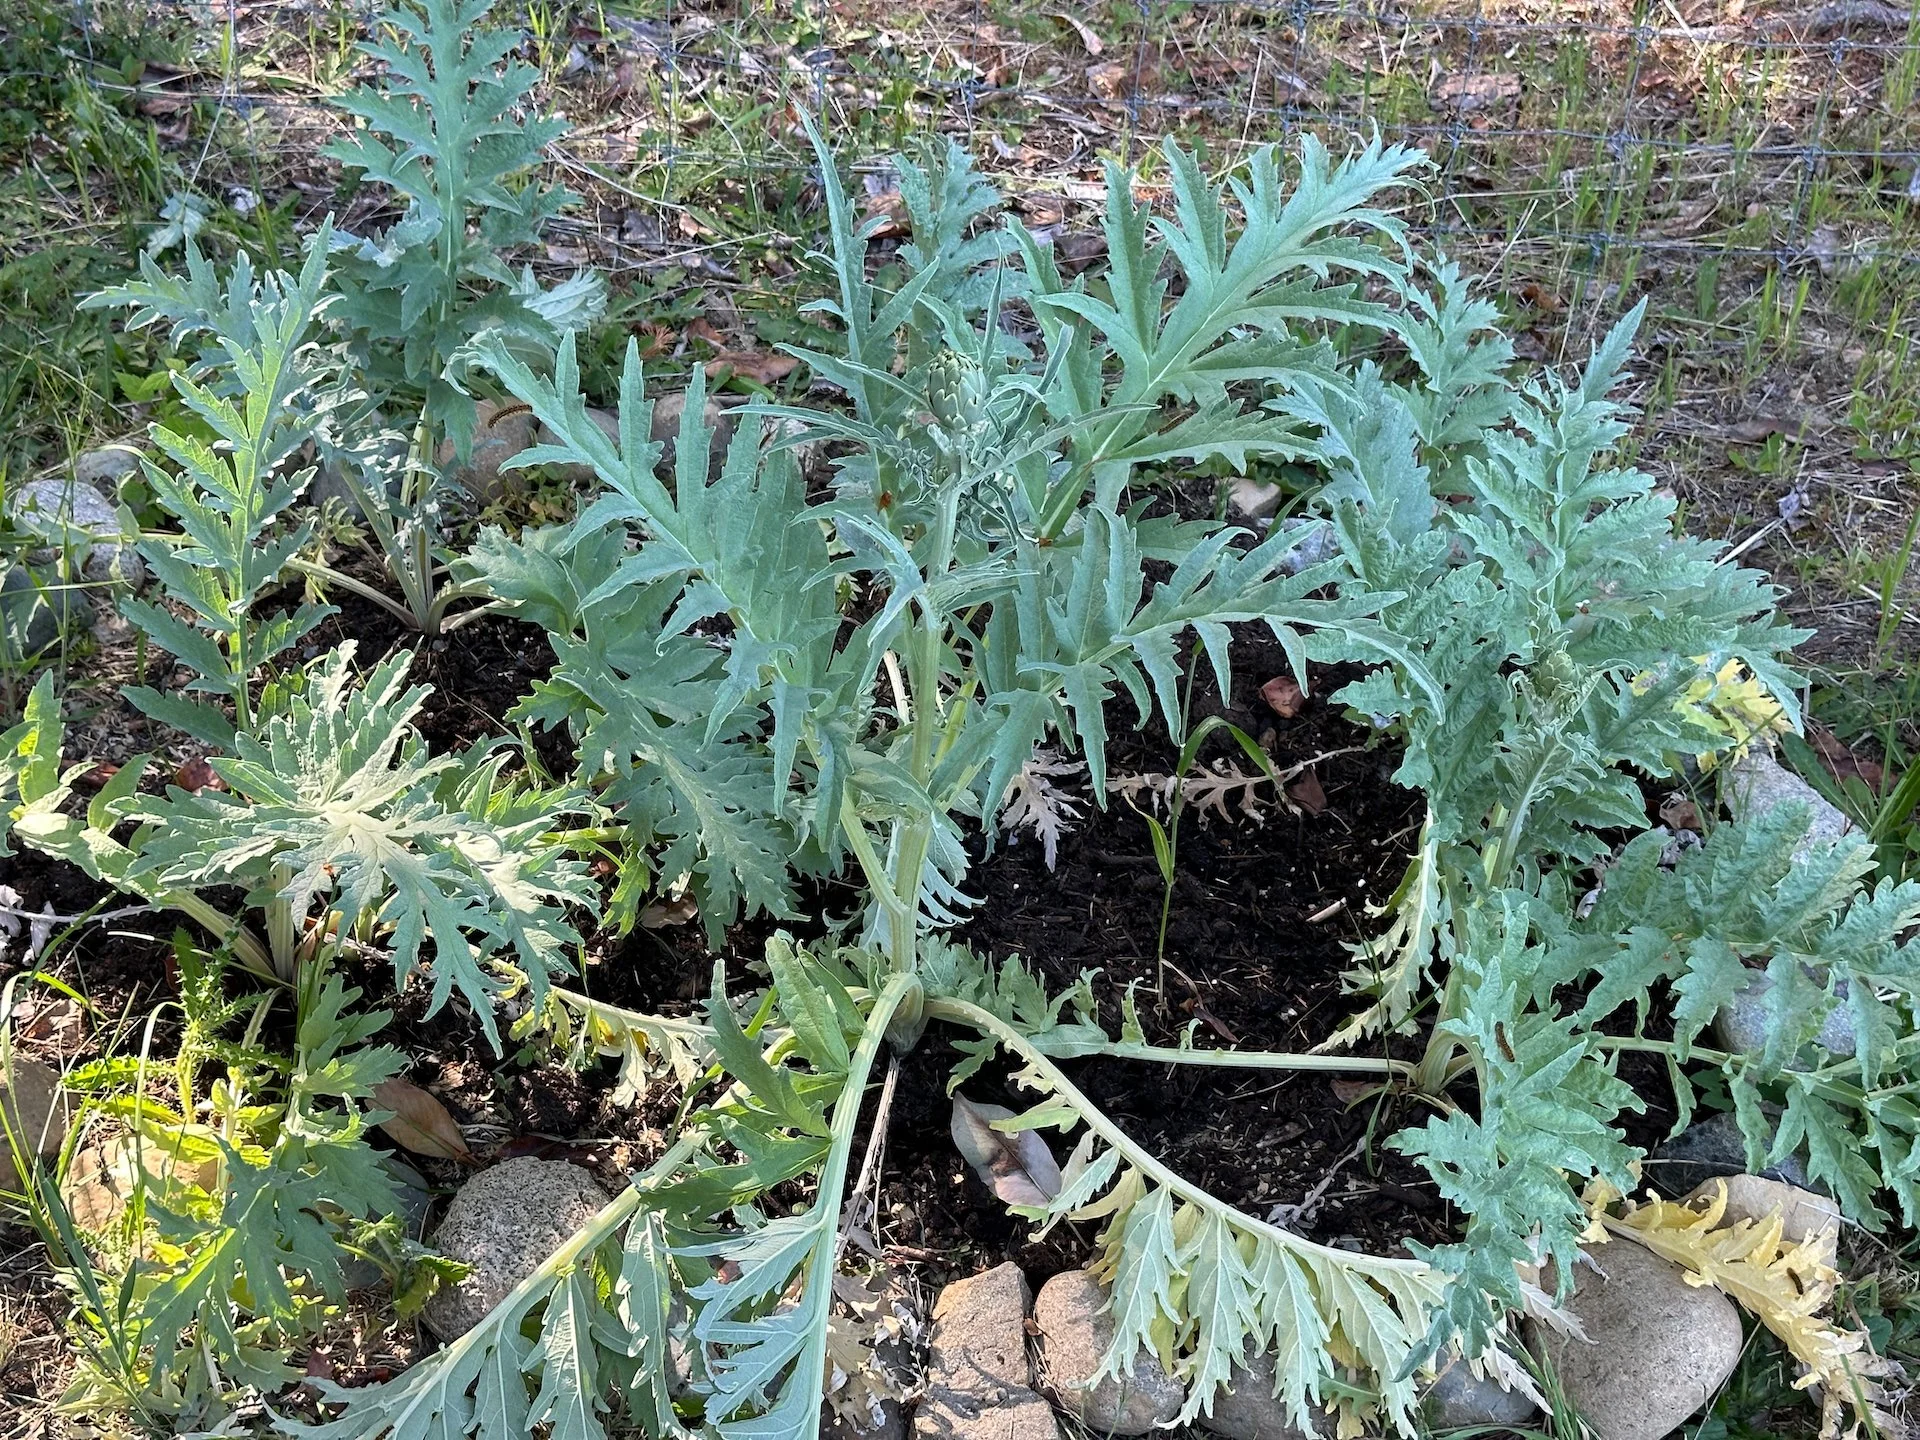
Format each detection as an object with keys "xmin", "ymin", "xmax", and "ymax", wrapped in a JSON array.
[
  {"xmin": 1288, "ymin": 769, "xmax": 1328, "ymax": 815},
  {"xmin": 704, "ymin": 351, "xmax": 799, "ymax": 386},
  {"xmin": 1085, "ymin": 60, "xmax": 1132, "ymax": 100}
]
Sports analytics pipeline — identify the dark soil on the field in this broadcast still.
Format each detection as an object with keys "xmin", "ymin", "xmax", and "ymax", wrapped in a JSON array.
[{"xmin": 885, "ymin": 634, "xmax": 1449, "ymax": 1283}]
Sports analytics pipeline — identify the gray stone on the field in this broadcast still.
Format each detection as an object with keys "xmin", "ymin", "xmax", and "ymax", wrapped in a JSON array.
[
  {"xmin": 421, "ymin": 1156, "xmax": 611, "ymax": 1339},
  {"xmin": 1647, "ymin": 1110, "xmax": 1812, "ymax": 1198},
  {"xmin": 73, "ymin": 445, "xmax": 142, "ymax": 488},
  {"xmin": 341, "ymin": 1159, "xmax": 437, "ymax": 1291},
  {"xmin": 645, "ymin": 391, "xmax": 734, "ymax": 480},
  {"xmin": 1228, "ymin": 476, "xmax": 1284, "ymax": 524},
  {"xmin": 443, "ymin": 398, "xmax": 535, "ymax": 503},
  {"xmin": 926, "ymin": 1262, "xmax": 1032, "ymax": 1394},
  {"xmin": 1526, "ymin": 1242, "xmax": 1744, "ymax": 1440},
  {"xmin": 8, "ymin": 476, "xmax": 143, "ymax": 590},
  {"xmin": 0, "ymin": 566, "xmax": 84, "ymax": 659},
  {"xmin": 916, "ymin": 1262, "xmax": 1056, "ymax": 1440},
  {"xmin": 1682, "ymin": 1174, "xmax": 1842, "ymax": 1250},
  {"xmin": 1277, "ymin": 519, "xmax": 1340, "ymax": 575},
  {"xmin": 1032, "ymin": 1269, "xmax": 1184, "ymax": 1434},
  {"xmin": 912, "ymin": 1387, "xmax": 1058, "ymax": 1440},
  {"xmin": 1, "ymin": 1058, "xmax": 71, "ymax": 1194},
  {"xmin": 536, "ymin": 404, "xmax": 623, "ymax": 485},
  {"xmin": 1420, "ymin": 1353, "xmax": 1539, "ymax": 1430},
  {"xmin": 1715, "ymin": 969, "xmax": 1855, "ymax": 1060},
  {"xmin": 1195, "ymin": 1346, "xmax": 1330, "ymax": 1440},
  {"xmin": 1722, "ymin": 748, "xmax": 1851, "ymax": 857}
]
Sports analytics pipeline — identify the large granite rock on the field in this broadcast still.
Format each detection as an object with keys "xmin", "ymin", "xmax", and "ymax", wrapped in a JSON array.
[
  {"xmin": 421, "ymin": 1156, "xmax": 611, "ymax": 1339},
  {"xmin": 1032, "ymin": 1269, "xmax": 1184, "ymax": 1435},
  {"xmin": 1526, "ymin": 1242, "xmax": 1743, "ymax": 1440}
]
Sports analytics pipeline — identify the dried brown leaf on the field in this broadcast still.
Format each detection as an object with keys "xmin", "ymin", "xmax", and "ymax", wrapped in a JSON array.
[
  {"xmin": 1431, "ymin": 71, "xmax": 1522, "ymax": 112},
  {"xmin": 1261, "ymin": 675, "xmax": 1305, "ymax": 718},
  {"xmin": 1288, "ymin": 769, "xmax": 1328, "ymax": 815},
  {"xmin": 1085, "ymin": 60, "xmax": 1131, "ymax": 100},
  {"xmin": 703, "ymin": 351, "xmax": 799, "ymax": 386},
  {"xmin": 372, "ymin": 1078, "xmax": 472, "ymax": 1161},
  {"xmin": 172, "ymin": 756, "xmax": 225, "ymax": 793},
  {"xmin": 949, "ymin": 1095, "xmax": 1061, "ymax": 1208}
]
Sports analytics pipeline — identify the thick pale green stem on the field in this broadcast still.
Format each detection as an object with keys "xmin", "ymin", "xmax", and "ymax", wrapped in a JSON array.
[
  {"xmin": 1066, "ymin": 1037, "xmax": 1415, "ymax": 1078},
  {"xmin": 928, "ymin": 995, "xmax": 1432, "ymax": 1277},
  {"xmin": 796, "ymin": 973, "xmax": 919, "ymax": 1391}
]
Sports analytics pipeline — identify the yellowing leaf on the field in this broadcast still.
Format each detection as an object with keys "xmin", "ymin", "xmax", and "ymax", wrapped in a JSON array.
[
  {"xmin": 1599, "ymin": 1181, "xmax": 1900, "ymax": 1440},
  {"xmin": 373, "ymin": 1078, "xmax": 472, "ymax": 1161}
]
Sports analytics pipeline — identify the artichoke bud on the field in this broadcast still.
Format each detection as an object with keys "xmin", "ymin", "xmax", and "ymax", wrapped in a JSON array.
[
  {"xmin": 1534, "ymin": 648, "xmax": 1579, "ymax": 698},
  {"xmin": 926, "ymin": 352, "xmax": 985, "ymax": 433}
]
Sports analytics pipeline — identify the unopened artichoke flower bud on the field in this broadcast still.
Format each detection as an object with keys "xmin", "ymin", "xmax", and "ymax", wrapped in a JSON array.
[{"xmin": 926, "ymin": 351, "xmax": 986, "ymax": 434}]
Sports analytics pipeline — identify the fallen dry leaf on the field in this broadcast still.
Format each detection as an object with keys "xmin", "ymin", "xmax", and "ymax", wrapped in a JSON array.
[
  {"xmin": 1515, "ymin": 281, "xmax": 1564, "ymax": 313},
  {"xmin": 1807, "ymin": 721, "xmax": 1886, "ymax": 789},
  {"xmin": 1432, "ymin": 71, "xmax": 1522, "ymax": 112},
  {"xmin": 74, "ymin": 762, "xmax": 120, "ymax": 790},
  {"xmin": 1052, "ymin": 10, "xmax": 1105, "ymax": 53},
  {"xmin": 372, "ymin": 1077, "xmax": 472, "ymax": 1162},
  {"xmin": 687, "ymin": 317, "xmax": 727, "ymax": 347},
  {"xmin": 1288, "ymin": 769, "xmax": 1328, "ymax": 815},
  {"xmin": 172, "ymin": 756, "xmax": 225, "ymax": 793},
  {"xmin": 1261, "ymin": 675, "xmax": 1305, "ymax": 718},
  {"xmin": 1659, "ymin": 793, "xmax": 1702, "ymax": 832},
  {"xmin": 1729, "ymin": 416, "xmax": 1806, "ymax": 445},
  {"xmin": 703, "ymin": 351, "xmax": 799, "ymax": 386},
  {"xmin": 1330, "ymin": 1077, "xmax": 1378, "ymax": 1106},
  {"xmin": 639, "ymin": 894, "xmax": 700, "ymax": 929},
  {"xmin": 949, "ymin": 1095, "xmax": 1060, "ymax": 1208},
  {"xmin": 1085, "ymin": 60, "xmax": 1131, "ymax": 100}
]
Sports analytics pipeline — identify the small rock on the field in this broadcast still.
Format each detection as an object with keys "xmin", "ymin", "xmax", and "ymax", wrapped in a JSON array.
[
  {"xmin": 1722, "ymin": 749, "xmax": 1851, "ymax": 857},
  {"xmin": 0, "ymin": 566, "xmax": 82, "ymax": 660},
  {"xmin": 341, "ymin": 1159, "xmax": 437, "ymax": 1291},
  {"xmin": 1683, "ymin": 1174, "xmax": 1842, "ymax": 1250},
  {"xmin": 1, "ymin": 1059, "xmax": 71, "ymax": 1194},
  {"xmin": 648, "ymin": 391, "xmax": 734, "ymax": 479},
  {"xmin": 926, "ymin": 1261, "xmax": 1032, "ymax": 1394},
  {"xmin": 7, "ymin": 476, "xmax": 143, "ymax": 590},
  {"xmin": 1526, "ymin": 1241, "xmax": 1744, "ymax": 1440},
  {"xmin": 1648, "ymin": 1110, "xmax": 1812, "ymax": 1198},
  {"xmin": 1193, "ymin": 1344, "xmax": 1329, "ymax": 1440},
  {"xmin": 1277, "ymin": 517, "xmax": 1340, "ymax": 575},
  {"xmin": 444, "ymin": 399, "xmax": 535, "ymax": 503},
  {"xmin": 1032, "ymin": 1269, "xmax": 1184, "ymax": 1434},
  {"xmin": 73, "ymin": 445, "xmax": 142, "ymax": 488},
  {"xmin": 913, "ymin": 1387, "xmax": 1058, "ymax": 1440},
  {"xmin": 1420, "ymin": 1352, "xmax": 1539, "ymax": 1430},
  {"xmin": 1715, "ymin": 968, "xmax": 1855, "ymax": 1060},
  {"xmin": 536, "ymin": 405, "xmax": 623, "ymax": 484},
  {"xmin": 916, "ymin": 1262, "xmax": 1056, "ymax": 1440},
  {"xmin": 421, "ymin": 1156, "xmax": 610, "ymax": 1339},
  {"xmin": 1228, "ymin": 475, "xmax": 1283, "ymax": 523}
]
